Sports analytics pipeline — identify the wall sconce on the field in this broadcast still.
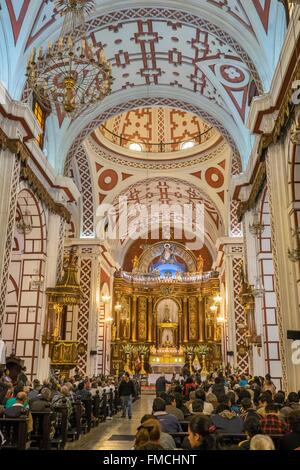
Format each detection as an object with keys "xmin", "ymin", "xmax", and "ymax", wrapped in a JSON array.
[
  {"xmin": 249, "ymin": 211, "xmax": 264, "ymax": 237},
  {"xmin": 101, "ymin": 294, "xmax": 111, "ymax": 303},
  {"xmin": 213, "ymin": 295, "xmax": 222, "ymax": 304},
  {"xmin": 252, "ymin": 276, "xmax": 265, "ymax": 298},
  {"xmin": 104, "ymin": 316, "xmax": 114, "ymax": 323},
  {"xmin": 17, "ymin": 210, "xmax": 32, "ymax": 235},
  {"xmin": 115, "ymin": 302, "xmax": 122, "ymax": 311},
  {"xmin": 216, "ymin": 315, "xmax": 225, "ymax": 323},
  {"xmin": 210, "ymin": 304, "xmax": 218, "ymax": 313},
  {"xmin": 288, "ymin": 247, "xmax": 300, "ymax": 262},
  {"xmin": 29, "ymin": 269, "xmax": 44, "ymax": 290}
]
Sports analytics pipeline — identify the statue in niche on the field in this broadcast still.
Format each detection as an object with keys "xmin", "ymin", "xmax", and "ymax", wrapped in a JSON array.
[
  {"xmin": 197, "ymin": 254, "xmax": 204, "ymax": 273},
  {"xmin": 132, "ymin": 255, "xmax": 139, "ymax": 272},
  {"xmin": 163, "ymin": 304, "xmax": 172, "ymax": 323},
  {"xmin": 111, "ymin": 323, "xmax": 117, "ymax": 341},
  {"xmin": 189, "ymin": 297, "xmax": 197, "ymax": 340}
]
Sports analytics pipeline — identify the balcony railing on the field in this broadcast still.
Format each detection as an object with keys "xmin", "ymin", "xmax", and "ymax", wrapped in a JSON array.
[
  {"xmin": 119, "ymin": 270, "xmax": 219, "ymax": 284},
  {"xmin": 49, "ymin": 340, "xmax": 79, "ymax": 367}
]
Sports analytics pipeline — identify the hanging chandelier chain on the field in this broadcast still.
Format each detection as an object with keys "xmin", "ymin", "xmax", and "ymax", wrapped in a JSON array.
[{"xmin": 26, "ymin": 0, "xmax": 112, "ymax": 118}]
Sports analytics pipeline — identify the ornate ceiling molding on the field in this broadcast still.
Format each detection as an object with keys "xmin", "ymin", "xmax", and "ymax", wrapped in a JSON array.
[{"xmin": 0, "ymin": 128, "xmax": 71, "ymax": 222}]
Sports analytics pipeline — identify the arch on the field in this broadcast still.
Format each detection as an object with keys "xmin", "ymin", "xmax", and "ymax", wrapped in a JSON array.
[
  {"xmin": 2, "ymin": 187, "xmax": 47, "ymax": 380},
  {"xmin": 153, "ymin": 296, "xmax": 182, "ymax": 315}
]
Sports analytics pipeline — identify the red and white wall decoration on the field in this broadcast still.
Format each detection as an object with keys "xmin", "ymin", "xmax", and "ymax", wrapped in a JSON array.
[
  {"xmin": 258, "ymin": 187, "xmax": 282, "ymax": 389},
  {"xmin": 2, "ymin": 188, "xmax": 47, "ymax": 379}
]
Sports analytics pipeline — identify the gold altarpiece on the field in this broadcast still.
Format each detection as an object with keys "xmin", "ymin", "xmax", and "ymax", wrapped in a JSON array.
[{"xmin": 110, "ymin": 271, "xmax": 222, "ymax": 375}]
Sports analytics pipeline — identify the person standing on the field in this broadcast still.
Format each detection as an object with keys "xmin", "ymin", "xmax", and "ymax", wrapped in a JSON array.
[
  {"xmin": 119, "ymin": 373, "xmax": 136, "ymax": 419},
  {"xmin": 155, "ymin": 374, "xmax": 170, "ymax": 397}
]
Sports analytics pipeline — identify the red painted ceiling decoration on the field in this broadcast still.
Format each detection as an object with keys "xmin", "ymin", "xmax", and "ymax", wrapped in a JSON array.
[{"xmin": 99, "ymin": 107, "xmax": 217, "ymax": 153}]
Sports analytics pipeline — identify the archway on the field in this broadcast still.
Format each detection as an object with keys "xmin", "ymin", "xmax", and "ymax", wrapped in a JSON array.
[{"xmin": 2, "ymin": 188, "xmax": 46, "ymax": 380}]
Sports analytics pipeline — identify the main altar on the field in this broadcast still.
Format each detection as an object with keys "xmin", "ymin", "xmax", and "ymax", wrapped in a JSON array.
[{"xmin": 110, "ymin": 242, "xmax": 223, "ymax": 375}]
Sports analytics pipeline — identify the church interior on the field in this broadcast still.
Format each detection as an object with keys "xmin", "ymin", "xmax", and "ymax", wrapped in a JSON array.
[{"xmin": 1, "ymin": 0, "xmax": 300, "ymax": 454}]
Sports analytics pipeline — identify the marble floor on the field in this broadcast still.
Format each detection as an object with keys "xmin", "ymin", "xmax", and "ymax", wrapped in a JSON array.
[{"xmin": 66, "ymin": 393, "xmax": 155, "ymax": 450}]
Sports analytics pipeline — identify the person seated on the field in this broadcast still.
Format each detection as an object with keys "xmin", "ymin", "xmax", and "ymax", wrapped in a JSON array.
[
  {"xmin": 2, "ymin": 391, "xmax": 28, "ymax": 418},
  {"xmin": 4, "ymin": 385, "xmax": 25, "ymax": 408},
  {"xmin": 194, "ymin": 389, "xmax": 214, "ymax": 416},
  {"xmin": 75, "ymin": 381, "xmax": 92, "ymax": 401},
  {"xmin": 205, "ymin": 392, "xmax": 218, "ymax": 412},
  {"xmin": 280, "ymin": 392, "xmax": 300, "ymax": 419},
  {"xmin": 260, "ymin": 403, "xmax": 290, "ymax": 435},
  {"xmin": 256, "ymin": 392, "xmax": 273, "ymax": 416},
  {"xmin": 139, "ymin": 414, "xmax": 176, "ymax": 450},
  {"xmin": 226, "ymin": 391, "xmax": 240, "ymax": 415},
  {"xmin": 238, "ymin": 374, "xmax": 248, "ymax": 388},
  {"xmin": 152, "ymin": 397, "xmax": 182, "ymax": 433},
  {"xmin": 250, "ymin": 434, "xmax": 275, "ymax": 450},
  {"xmin": 240, "ymin": 398, "xmax": 260, "ymax": 421},
  {"xmin": 262, "ymin": 374, "xmax": 276, "ymax": 399},
  {"xmin": 185, "ymin": 399, "xmax": 208, "ymax": 422},
  {"xmin": 279, "ymin": 409, "xmax": 300, "ymax": 450},
  {"xmin": 174, "ymin": 392, "xmax": 191, "ymax": 418},
  {"xmin": 188, "ymin": 415, "xmax": 220, "ymax": 450},
  {"xmin": 211, "ymin": 404, "xmax": 244, "ymax": 434},
  {"xmin": 28, "ymin": 379, "xmax": 41, "ymax": 402},
  {"xmin": 209, "ymin": 377, "xmax": 227, "ymax": 402},
  {"xmin": 30, "ymin": 387, "xmax": 52, "ymax": 412},
  {"xmin": 164, "ymin": 393, "xmax": 184, "ymax": 421},
  {"xmin": 134, "ymin": 418, "xmax": 164, "ymax": 450},
  {"xmin": 183, "ymin": 377, "xmax": 196, "ymax": 400},
  {"xmin": 238, "ymin": 417, "xmax": 262, "ymax": 450}
]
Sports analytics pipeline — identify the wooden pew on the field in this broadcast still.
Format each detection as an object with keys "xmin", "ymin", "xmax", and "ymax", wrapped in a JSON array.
[
  {"xmin": 81, "ymin": 398, "xmax": 92, "ymax": 433},
  {"xmin": 99, "ymin": 391, "xmax": 107, "ymax": 422},
  {"xmin": 67, "ymin": 397, "xmax": 83, "ymax": 441},
  {"xmin": 92, "ymin": 391, "xmax": 101, "ymax": 426},
  {"xmin": 30, "ymin": 411, "xmax": 52, "ymax": 450},
  {"xmin": 0, "ymin": 417, "xmax": 29, "ymax": 450},
  {"xmin": 51, "ymin": 399, "xmax": 68, "ymax": 449}
]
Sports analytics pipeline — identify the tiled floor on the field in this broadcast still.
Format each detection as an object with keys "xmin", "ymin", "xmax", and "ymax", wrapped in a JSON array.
[{"xmin": 66, "ymin": 393, "xmax": 155, "ymax": 450}]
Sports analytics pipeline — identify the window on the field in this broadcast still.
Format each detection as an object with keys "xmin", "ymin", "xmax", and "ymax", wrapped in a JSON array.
[{"xmin": 32, "ymin": 97, "xmax": 47, "ymax": 149}]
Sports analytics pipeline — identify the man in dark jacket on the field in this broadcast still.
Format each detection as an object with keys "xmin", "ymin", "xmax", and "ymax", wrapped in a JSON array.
[
  {"xmin": 119, "ymin": 373, "xmax": 136, "ymax": 419},
  {"xmin": 155, "ymin": 375, "xmax": 170, "ymax": 397},
  {"xmin": 152, "ymin": 397, "xmax": 182, "ymax": 434}
]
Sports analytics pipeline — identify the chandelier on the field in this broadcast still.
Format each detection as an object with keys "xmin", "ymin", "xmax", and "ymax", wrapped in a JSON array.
[{"xmin": 26, "ymin": 0, "xmax": 113, "ymax": 118}]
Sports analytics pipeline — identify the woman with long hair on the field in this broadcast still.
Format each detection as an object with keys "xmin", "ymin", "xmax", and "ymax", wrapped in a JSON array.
[
  {"xmin": 134, "ymin": 418, "xmax": 161, "ymax": 449},
  {"xmin": 188, "ymin": 415, "xmax": 220, "ymax": 450}
]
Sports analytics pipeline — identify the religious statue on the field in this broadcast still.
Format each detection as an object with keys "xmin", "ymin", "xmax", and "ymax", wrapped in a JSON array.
[
  {"xmin": 111, "ymin": 323, "xmax": 117, "ymax": 341},
  {"xmin": 160, "ymin": 243, "xmax": 176, "ymax": 264},
  {"xmin": 163, "ymin": 304, "xmax": 171, "ymax": 323},
  {"xmin": 197, "ymin": 254, "xmax": 204, "ymax": 273},
  {"xmin": 132, "ymin": 255, "xmax": 139, "ymax": 272}
]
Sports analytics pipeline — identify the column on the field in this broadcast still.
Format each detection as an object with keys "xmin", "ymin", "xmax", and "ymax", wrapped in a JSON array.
[
  {"xmin": 115, "ymin": 292, "xmax": 121, "ymax": 341},
  {"xmin": 36, "ymin": 213, "xmax": 64, "ymax": 380},
  {"xmin": 0, "ymin": 149, "xmax": 20, "ymax": 335},
  {"xmin": 266, "ymin": 141, "xmax": 300, "ymax": 392},
  {"xmin": 198, "ymin": 296, "xmax": 205, "ymax": 341},
  {"xmin": 178, "ymin": 313, "xmax": 183, "ymax": 344},
  {"xmin": 147, "ymin": 297, "xmax": 153, "ymax": 342},
  {"xmin": 183, "ymin": 297, "xmax": 188, "ymax": 342},
  {"xmin": 131, "ymin": 295, "xmax": 137, "ymax": 342},
  {"xmin": 222, "ymin": 238, "xmax": 250, "ymax": 374}
]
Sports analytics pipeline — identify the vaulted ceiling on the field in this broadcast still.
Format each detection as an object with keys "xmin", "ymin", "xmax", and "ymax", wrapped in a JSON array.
[{"xmin": 0, "ymin": 0, "xmax": 286, "ymax": 171}]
